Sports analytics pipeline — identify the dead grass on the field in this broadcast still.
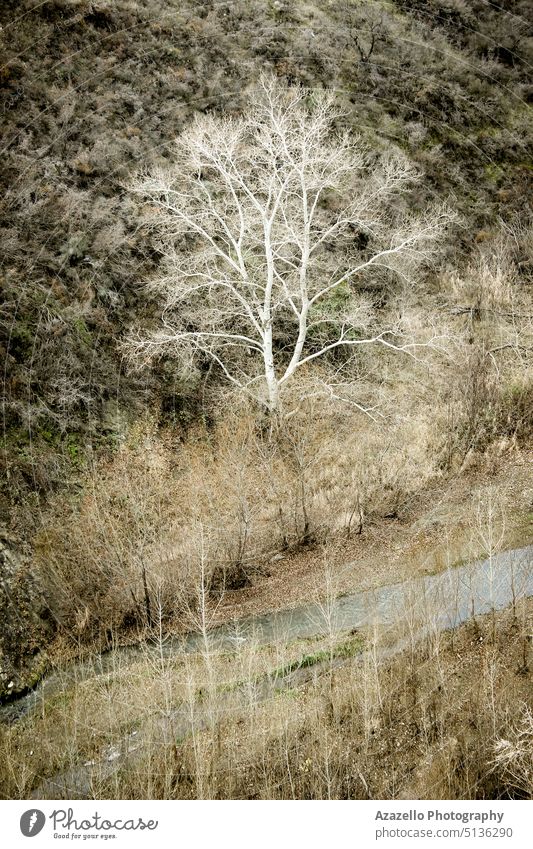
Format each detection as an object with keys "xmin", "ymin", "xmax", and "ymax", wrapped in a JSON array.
[
  {"xmin": 32, "ymin": 378, "xmax": 444, "ymax": 641},
  {"xmin": 102, "ymin": 598, "xmax": 533, "ymax": 800},
  {"xmin": 29, "ymin": 368, "xmax": 533, "ymax": 652},
  {"xmin": 1, "ymin": 595, "xmax": 530, "ymax": 801},
  {"xmin": 214, "ymin": 445, "xmax": 533, "ymax": 623}
]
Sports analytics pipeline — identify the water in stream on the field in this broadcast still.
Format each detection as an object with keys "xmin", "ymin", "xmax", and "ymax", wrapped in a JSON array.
[
  {"xmin": 2, "ymin": 544, "xmax": 532, "ymax": 726},
  {"xmin": 2, "ymin": 544, "xmax": 531, "ymax": 798},
  {"xmin": 185, "ymin": 543, "xmax": 533, "ymax": 649}
]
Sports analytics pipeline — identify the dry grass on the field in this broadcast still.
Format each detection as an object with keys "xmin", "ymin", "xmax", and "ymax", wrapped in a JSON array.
[
  {"xmin": 1, "ymin": 593, "xmax": 531, "ymax": 801},
  {"xmin": 32, "ymin": 373, "xmax": 445, "ymax": 641},
  {"xmin": 213, "ymin": 448, "xmax": 533, "ymax": 624},
  {"xmin": 99, "ymin": 599, "xmax": 533, "ymax": 800}
]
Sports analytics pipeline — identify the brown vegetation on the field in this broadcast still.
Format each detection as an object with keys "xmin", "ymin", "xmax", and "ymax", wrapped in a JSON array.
[
  {"xmin": 1, "ymin": 593, "xmax": 531, "ymax": 800},
  {"xmin": 0, "ymin": 0, "xmax": 532, "ymax": 801},
  {"xmin": 28, "ymin": 216, "xmax": 533, "ymax": 646}
]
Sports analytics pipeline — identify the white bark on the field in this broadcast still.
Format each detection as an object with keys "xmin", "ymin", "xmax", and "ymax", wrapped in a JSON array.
[{"xmin": 127, "ymin": 75, "xmax": 454, "ymax": 416}]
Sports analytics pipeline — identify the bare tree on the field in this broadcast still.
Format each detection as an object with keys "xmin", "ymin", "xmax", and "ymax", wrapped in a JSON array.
[
  {"xmin": 351, "ymin": 15, "xmax": 386, "ymax": 64},
  {"xmin": 127, "ymin": 75, "xmax": 453, "ymax": 417}
]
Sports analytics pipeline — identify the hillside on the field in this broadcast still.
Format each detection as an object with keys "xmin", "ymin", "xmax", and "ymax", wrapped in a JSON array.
[
  {"xmin": 1, "ymin": 0, "xmax": 532, "ymax": 499},
  {"xmin": 0, "ymin": 0, "xmax": 532, "ymax": 707}
]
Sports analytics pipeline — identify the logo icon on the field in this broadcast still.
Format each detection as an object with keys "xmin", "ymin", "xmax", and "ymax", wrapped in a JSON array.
[{"xmin": 20, "ymin": 810, "xmax": 46, "ymax": 837}]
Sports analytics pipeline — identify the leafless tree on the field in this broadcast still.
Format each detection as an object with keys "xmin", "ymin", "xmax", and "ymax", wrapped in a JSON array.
[
  {"xmin": 127, "ymin": 75, "xmax": 453, "ymax": 417},
  {"xmin": 351, "ymin": 15, "xmax": 385, "ymax": 63}
]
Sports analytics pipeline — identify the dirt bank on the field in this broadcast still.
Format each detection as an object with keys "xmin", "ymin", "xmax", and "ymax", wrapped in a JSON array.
[{"xmin": 216, "ymin": 446, "xmax": 533, "ymax": 623}]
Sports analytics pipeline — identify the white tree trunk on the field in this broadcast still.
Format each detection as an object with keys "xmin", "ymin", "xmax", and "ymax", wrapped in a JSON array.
[{"xmin": 264, "ymin": 323, "xmax": 280, "ymax": 414}]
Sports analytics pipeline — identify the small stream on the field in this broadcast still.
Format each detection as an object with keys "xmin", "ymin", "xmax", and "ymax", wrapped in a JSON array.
[
  {"xmin": 185, "ymin": 543, "xmax": 533, "ymax": 647},
  {"xmin": 1, "ymin": 544, "xmax": 531, "ymax": 798},
  {"xmin": 1, "ymin": 544, "xmax": 532, "ymax": 726}
]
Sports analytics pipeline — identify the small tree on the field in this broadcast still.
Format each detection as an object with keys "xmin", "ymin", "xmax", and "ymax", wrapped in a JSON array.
[{"xmin": 127, "ymin": 75, "xmax": 452, "ymax": 416}]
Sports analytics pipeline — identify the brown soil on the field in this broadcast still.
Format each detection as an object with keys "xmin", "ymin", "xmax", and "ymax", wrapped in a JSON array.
[{"xmin": 216, "ymin": 446, "xmax": 533, "ymax": 624}]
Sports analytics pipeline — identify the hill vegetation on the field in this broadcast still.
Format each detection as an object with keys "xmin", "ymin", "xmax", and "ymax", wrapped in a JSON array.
[
  {"xmin": 0, "ymin": 0, "xmax": 532, "ymax": 754},
  {"xmin": 1, "ymin": 0, "xmax": 532, "ymax": 504}
]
